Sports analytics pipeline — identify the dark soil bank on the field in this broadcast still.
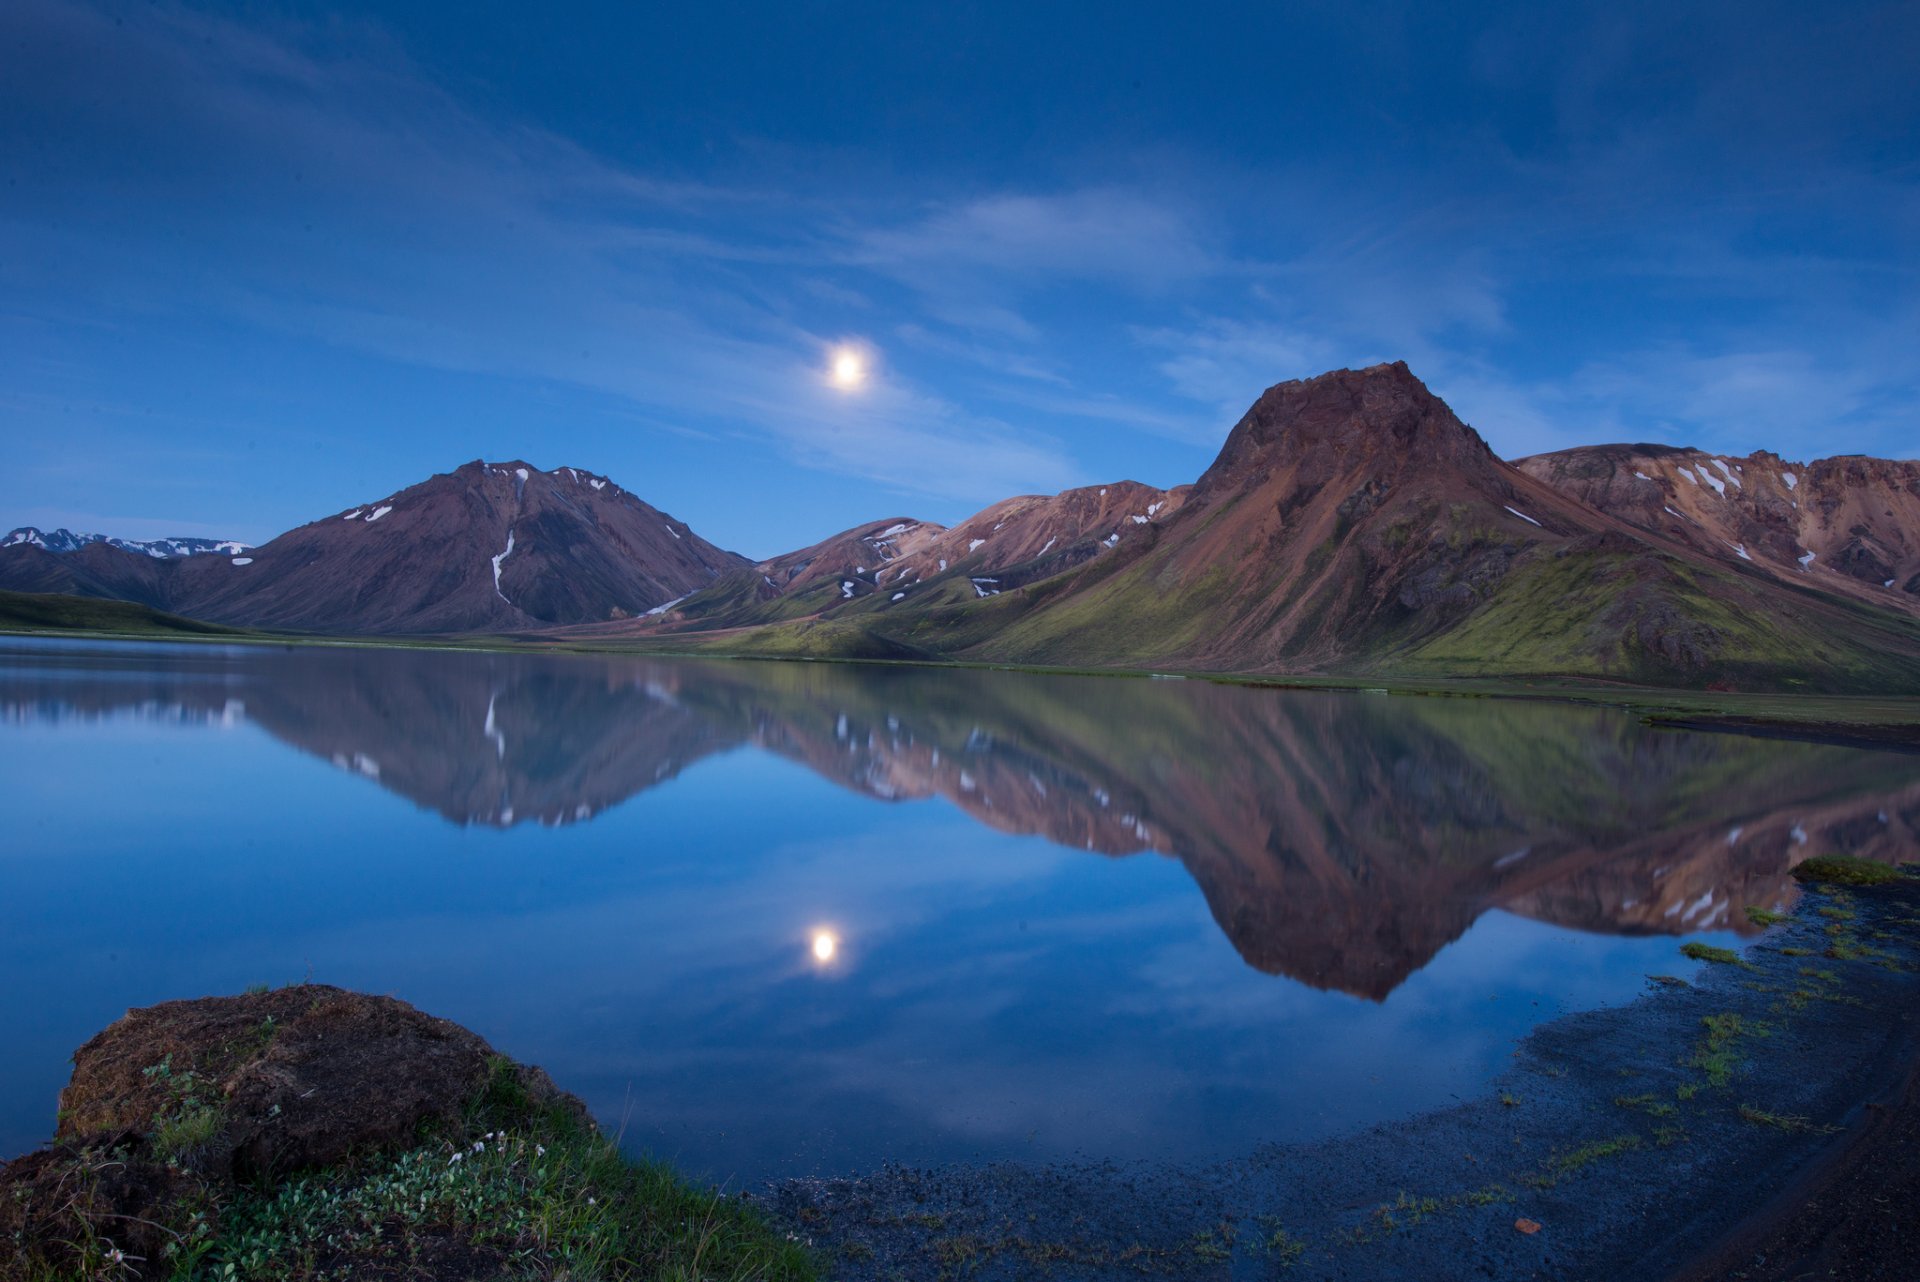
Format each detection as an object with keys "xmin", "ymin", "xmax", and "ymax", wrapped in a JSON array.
[{"xmin": 764, "ymin": 875, "xmax": 1920, "ymax": 1281}]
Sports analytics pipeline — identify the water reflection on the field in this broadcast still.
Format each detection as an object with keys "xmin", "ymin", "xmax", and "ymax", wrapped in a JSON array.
[{"xmin": 4, "ymin": 639, "xmax": 1916, "ymax": 1003}]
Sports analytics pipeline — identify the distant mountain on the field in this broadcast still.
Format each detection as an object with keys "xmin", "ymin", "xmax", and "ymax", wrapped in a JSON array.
[
  {"xmin": 1515, "ymin": 445, "xmax": 1920, "ymax": 599},
  {"xmin": 0, "ymin": 462, "xmax": 747, "ymax": 634},
  {"xmin": 638, "ymin": 363, "xmax": 1920, "ymax": 692},
  {"xmin": 3, "ymin": 526, "xmax": 249, "ymax": 558},
  {"xmin": 649, "ymin": 479, "xmax": 1191, "ymax": 633}
]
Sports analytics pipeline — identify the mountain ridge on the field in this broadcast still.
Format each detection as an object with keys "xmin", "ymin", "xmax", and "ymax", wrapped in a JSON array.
[{"xmin": 7, "ymin": 364, "xmax": 1919, "ymax": 691}]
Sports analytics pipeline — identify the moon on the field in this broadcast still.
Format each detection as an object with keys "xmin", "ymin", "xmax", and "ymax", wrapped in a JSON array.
[
  {"xmin": 829, "ymin": 346, "xmax": 867, "ymax": 390},
  {"xmin": 811, "ymin": 929, "xmax": 839, "ymax": 962}
]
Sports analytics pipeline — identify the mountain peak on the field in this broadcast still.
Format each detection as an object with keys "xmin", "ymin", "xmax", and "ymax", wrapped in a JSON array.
[{"xmin": 1199, "ymin": 362, "xmax": 1498, "ymax": 496}]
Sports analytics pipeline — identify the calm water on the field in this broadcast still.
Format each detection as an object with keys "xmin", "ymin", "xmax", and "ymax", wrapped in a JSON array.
[{"xmin": 4, "ymin": 638, "xmax": 1917, "ymax": 1185}]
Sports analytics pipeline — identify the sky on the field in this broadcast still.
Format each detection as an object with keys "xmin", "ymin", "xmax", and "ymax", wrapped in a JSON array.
[{"xmin": 2, "ymin": 1, "xmax": 1916, "ymax": 557}]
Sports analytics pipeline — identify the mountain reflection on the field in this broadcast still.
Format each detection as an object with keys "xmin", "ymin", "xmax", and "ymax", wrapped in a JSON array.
[{"xmin": 5, "ymin": 641, "xmax": 1917, "ymax": 1000}]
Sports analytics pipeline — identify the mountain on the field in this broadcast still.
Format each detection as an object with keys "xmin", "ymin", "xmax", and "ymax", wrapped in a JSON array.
[
  {"xmin": 0, "ymin": 462, "xmax": 747, "ymax": 634},
  {"xmin": 10, "ymin": 365, "xmax": 1920, "ymax": 690},
  {"xmin": 1515, "ymin": 445, "xmax": 1920, "ymax": 601},
  {"xmin": 3, "ymin": 527, "xmax": 251, "ymax": 558},
  {"xmin": 638, "ymin": 480, "xmax": 1191, "ymax": 641},
  {"xmin": 631, "ymin": 363, "xmax": 1920, "ymax": 692}
]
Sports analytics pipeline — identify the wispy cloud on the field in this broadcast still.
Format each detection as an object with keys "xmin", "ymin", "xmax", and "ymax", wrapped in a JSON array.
[{"xmin": 0, "ymin": 0, "xmax": 1093, "ymax": 514}]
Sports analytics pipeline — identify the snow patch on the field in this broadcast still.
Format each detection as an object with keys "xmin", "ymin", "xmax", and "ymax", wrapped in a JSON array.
[
  {"xmin": 968, "ymin": 538, "xmax": 986, "ymax": 551},
  {"xmin": 1798, "ymin": 551, "xmax": 1816, "ymax": 570},
  {"xmin": 590, "ymin": 478, "xmax": 606, "ymax": 490},
  {"xmin": 643, "ymin": 594, "xmax": 689, "ymax": 617},
  {"xmin": 1782, "ymin": 472, "xmax": 1797, "ymax": 490},
  {"xmin": 490, "ymin": 529, "xmax": 515, "ymax": 601},
  {"xmin": 1503, "ymin": 505, "xmax": 1543, "ymax": 527},
  {"xmin": 365, "ymin": 506, "xmax": 393, "ymax": 522},
  {"xmin": 1729, "ymin": 542, "xmax": 1751, "ymax": 561},
  {"xmin": 1147, "ymin": 502, "xmax": 1162, "ymax": 516},
  {"xmin": 841, "ymin": 581, "xmax": 855, "ymax": 598},
  {"xmin": 1039, "ymin": 538, "xmax": 1056, "ymax": 554},
  {"xmin": 1103, "ymin": 533, "xmax": 1120, "ymax": 547},
  {"xmin": 1678, "ymin": 468, "xmax": 1698, "ymax": 486},
  {"xmin": 1887, "ymin": 579, "xmax": 1897, "ymax": 589},
  {"xmin": 342, "ymin": 509, "xmax": 362, "ymax": 521},
  {"xmin": 880, "ymin": 523, "xmax": 911, "ymax": 537},
  {"xmin": 1633, "ymin": 471, "xmax": 1652, "ymax": 481},
  {"xmin": 1697, "ymin": 467, "xmax": 1726, "ymax": 497},
  {"xmin": 515, "ymin": 468, "xmax": 529, "ymax": 483},
  {"xmin": 892, "ymin": 591, "xmax": 907, "ymax": 601},
  {"xmin": 1712, "ymin": 459, "xmax": 1741, "ymax": 486},
  {"xmin": 663, "ymin": 524, "xmax": 681, "ymax": 539},
  {"xmin": 230, "ymin": 557, "xmax": 253, "ymax": 566},
  {"xmin": 1664, "ymin": 506, "xmax": 1686, "ymax": 519},
  {"xmin": 938, "ymin": 559, "xmax": 948, "ymax": 571},
  {"xmin": 1131, "ymin": 515, "xmax": 1148, "ymax": 525}
]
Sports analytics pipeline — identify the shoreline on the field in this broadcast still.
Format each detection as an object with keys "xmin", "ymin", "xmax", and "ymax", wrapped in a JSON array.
[
  {"xmin": 760, "ymin": 870, "xmax": 1920, "ymax": 1280},
  {"xmin": 6, "ymin": 605, "xmax": 1920, "ymax": 753},
  {"xmin": 3, "ymin": 872, "xmax": 1915, "ymax": 1279}
]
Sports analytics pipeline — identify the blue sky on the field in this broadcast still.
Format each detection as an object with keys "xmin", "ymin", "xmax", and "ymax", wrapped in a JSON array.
[{"xmin": 2, "ymin": 0, "xmax": 1915, "ymax": 557}]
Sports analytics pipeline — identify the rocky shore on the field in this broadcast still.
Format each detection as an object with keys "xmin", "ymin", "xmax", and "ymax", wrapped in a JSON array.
[{"xmin": 767, "ymin": 860, "xmax": 1920, "ymax": 1280}]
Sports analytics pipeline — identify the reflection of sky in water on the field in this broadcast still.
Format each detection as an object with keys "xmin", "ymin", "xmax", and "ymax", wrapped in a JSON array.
[{"xmin": 4, "ymin": 640, "xmax": 1910, "ymax": 1184}]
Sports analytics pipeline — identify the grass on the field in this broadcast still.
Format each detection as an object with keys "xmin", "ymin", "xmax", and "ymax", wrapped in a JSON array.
[
  {"xmin": 197, "ymin": 1120, "xmax": 813, "ymax": 1281},
  {"xmin": 141, "ymin": 1056, "xmax": 226, "ymax": 1164},
  {"xmin": 1681, "ymin": 942, "xmax": 1743, "ymax": 965},
  {"xmin": 1744, "ymin": 906, "xmax": 1787, "ymax": 927},
  {"xmin": 1736, "ymin": 1105, "xmax": 1834, "ymax": 1134},
  {"xmin": 0, "ymin": 589, "xmax": 255, "ymax": 639},
  {"xmin": 1524, "ymin": 1134, "xmax": 1644, "ymax": 1187},
  {"xmin": 1793, "ymin": 856, "xmax": 1904, "ymax": 887},
  {"xmin": 1687, "ymin": 1012, "xmax": 1761, "ymax": 1088},
  {"xmin": 1255, "ymin": 1217, "xmax": 1307, "ymax": 1266},
  {"xmin": 21, "ymin": 1056, "xmax": 815, "ymax": 1282}
]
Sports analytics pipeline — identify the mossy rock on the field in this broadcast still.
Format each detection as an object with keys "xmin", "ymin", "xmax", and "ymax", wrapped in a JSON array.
[
  {"xmin": 1791, "ymin": 856, "xmax": 1904, "ymax": 887},
  {"xmin": 55, "ymin": 985, "xmax": 583, "ymax": 1181}
]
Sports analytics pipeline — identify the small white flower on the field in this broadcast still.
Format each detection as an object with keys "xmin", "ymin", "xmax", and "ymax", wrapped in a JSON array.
[
  {"xmin": 535, "ymin": 1145, "xmax": 546, "ymax": 1157},
  {"xmin": 472, "ymin": 1140, "xmax": 485, "ymax": 1153},
  {"xmin": 108, "ymin": 1248, "xmax": 126, "ymax": 1264},
  {"xmin": 587, "ymin": 1196, "xmax": 596, "ymax": 1206},
  {"xmin": 448, "ymin": 1152, "xmax": 463, "ymax": 1165}
]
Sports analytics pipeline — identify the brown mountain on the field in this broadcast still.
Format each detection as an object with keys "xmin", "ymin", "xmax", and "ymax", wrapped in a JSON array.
[
  {"xmin": 0, "ymin": 461, "xmax": 747, "ymax": 634},
  {"xmin": 630, "ymin": 363, "xmax": 1920, "ymax": 692},
  {"xmin": 644, "ymin": 480, "xmax": 1190, "ymax": 634},
  {"xmin": 12, "ymin": 364, "xmax": 1920, "ymax": 690},
  {"xmin": 1515, "ymin": 444, "xmax": 1920, "ymax": 603}
]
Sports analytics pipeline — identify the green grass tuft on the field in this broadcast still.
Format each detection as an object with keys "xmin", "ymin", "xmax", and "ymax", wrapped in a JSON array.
[
  {"xmin": 1681, "ymin": 942, "xmax": 1742, "ymax": 965},
  {"xmin": 1792, "ymin": 856, "xmax": 1903, "ymax": 886}
]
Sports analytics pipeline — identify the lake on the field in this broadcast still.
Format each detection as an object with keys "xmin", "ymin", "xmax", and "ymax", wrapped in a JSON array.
[{"xmin": 3, "ymin": 637, "xmax": 1915, "ymax": 1187}]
